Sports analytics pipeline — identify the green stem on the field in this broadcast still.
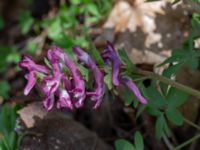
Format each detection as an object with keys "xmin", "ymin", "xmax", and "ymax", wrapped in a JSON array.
[
  {"xmin": 173, "ymin": 134, "xmax": 200, "ymax": 150},
  {"xmin": 133, "ymin": 76, "xmax": 150, "ymax": 82},
  {"xmin": 184, "ymin": 118, "xmax": 200, "ymax": 130},
  {"xmin": 135, "ymin": 69, "xmax": 200, "ymax": 99}
]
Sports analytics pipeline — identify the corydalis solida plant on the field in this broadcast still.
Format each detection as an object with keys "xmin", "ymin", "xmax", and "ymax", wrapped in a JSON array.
[{"xmin": 19, "ymin": 42, "xmax": 147, "ymax": 111}]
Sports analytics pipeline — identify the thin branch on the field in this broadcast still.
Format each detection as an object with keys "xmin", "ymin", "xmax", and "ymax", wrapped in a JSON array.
[
  {"xmin": 184, "ymin": 118, "xmax": 200, "ymax": 131},
  {"xmin": 162, "ymin": 134, "xmax": 174, "ymax": 150},
  {"xmin": 173, "ymin": 134, "xmax": 200, "ymax": 150},
  {"xmin": 135, "ymin": 69, "xmax": 200, "ymax": 99}
]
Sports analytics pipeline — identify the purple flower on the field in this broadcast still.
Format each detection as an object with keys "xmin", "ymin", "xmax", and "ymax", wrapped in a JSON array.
[
  {"xmin": 101, "ymin": 41, "xmax": 122, "ymax": 86},
  {"xmin": 19, "ymin": 42, "xmax": 147, "ymax": 111},
  {"xmin": 39, "ymin": 49, "xmax": 65, "ymax": 110},
  {"xmin": 19, "ymin": 55, "xmax": 49, "ymax": 95},
  {"xmin": 19, "ymin": 55, "xmax": 49, "ymax": 73},
  {"xmin": 120, "ymin": 76, "xmax": 147, "ymax": 104},
  {"xmin": 73, "ymin": 46, "xmax": 105, "ymax": 108},
  {"xmin": 56, "ymin": 88, "xmax": 73, "ymax": 109},
  {"xmin": 40, "ymin": 74, "xmax": 61, "ymax": 97},
  {"xmin": 62, "ymin": 75, "xmax": 72, "ymax": 91},
  {"xmin": 47, "ymin": 47, "xmax": 86, "ymax": 108},
  {"xmin": 101, "ymin": 42, "xmax": 147, "ymax": 105},
  {"xmin": 23, "ymin": 71, "xmax": 37, "ymax": 95},
  {"xmin": 43, "ymin": 95, "xmax": 54, "ymax": 111},
  {"xmin": 40, "ymin": 72, "xmax": 62, "ymax": 111}
]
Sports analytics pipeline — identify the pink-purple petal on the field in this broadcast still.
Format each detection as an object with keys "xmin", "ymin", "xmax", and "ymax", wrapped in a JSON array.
[
  {"xmin": 101, "ymin": 41, "xmax": 122, "ymax": 86},
  {"xmin": 73, "ymin": 46, "xmax": 105, "ymax": 108},
  {"xmin": 48, "ymin": 46, "xmax": 86, "ymax": 108},
  {"xmin": 56, "ymin": 89, "xmax": 73, "ymax": 109},
  {"xmin": 24, "ymin": 71, "xmax": 37, "ymax": 95},
  {"xmin": 43, "ymin": 94, "xmax": 55, "ymax": 111},
  {"xmin": 19, "ymin": 55, "xmax": 49, "ymax": 74},
  {"xmin": 120, "ymin": 76, "xmax": 147, "ymax": 104}
]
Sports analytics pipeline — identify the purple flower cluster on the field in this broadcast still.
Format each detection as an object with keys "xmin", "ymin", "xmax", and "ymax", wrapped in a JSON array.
[
  {"xmin": 102, "ymin": 41, "xmax": 147, "ymax": 104},
  {"xmin": 19, "ymin": 42, "xmax": 147, "ymax": 111}
]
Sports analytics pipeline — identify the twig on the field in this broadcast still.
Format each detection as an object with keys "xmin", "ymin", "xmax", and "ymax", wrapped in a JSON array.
[
  {"xmin": 135, "ymin": 69, "xmax": 200, "ymax": 99},
  {"xmin": 173, "ymin": 134, "xmax": 200, "ymax": 150},
  {"xmin": 162, "ymin": 134, "xmax": 174, "ymax": 150},
  {"xmin": 184, "ymin": 118, "xmax": 200, "ymax": 131},
  {"xmin": 189, "ymin": 118, "xmax": 200, "ymax": 150}
]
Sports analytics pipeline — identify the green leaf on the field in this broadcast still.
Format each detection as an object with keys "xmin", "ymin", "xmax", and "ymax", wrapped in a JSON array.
[
  {"xmin": 18, "ymin": 11, "xmax": 33, "ymax": 34},
  {"xmin": 44, "ymin": 57, "xmax": 52, "ymax": 69},
  {"xmin": 136, "ymin": 105, "xmax": 146, "ymax": 118},
  {"xmin": 47, "ymin": 18, "xmax": 62, "ymax": 40},
  {"xmin": 166, "ymin": 108, "xmax": 184, "ymax": 126},
  {"xmin": 115, "ymin": 139, "xmax": 135, "ymax": 150},
  {"xmin": 74, "ymin": 36, "xmax": 89, "ymax": 48},
  {"xmin": 139, "ymin": 81, "xmax": 164, "ymax": 117},
  {"xmin": 158, "ymin": 55, "xmax": 181, "ymax": 67},
  {"xmin": 77, "ymin": 64, "xmax": 89, "ymax": 81},
  {"xmin": 0, "ymin": 81, "xmax": 10, "ymax": 99},
  {"xmin": 26, "ymin": 41, "xmax": 38, "ymax": 55},
  {"xmin": 86, "ymin": 3, "xmax": 101, "ymax": 17},
  {"xmin": 7, "ymin": 52, "xmax": 20, "ymax": 63},
  {"xmin": 96, "ymin": 0, "xmax": 112, "ymax": 15},
  {"xmin": 163, "ymin": 120, "xmax": 171, "ymax": 137},
  {"xmin": 160, "ymin": 63, "xmax": 182, "ymax": 96},
  {"xmin": 159, "ymin": 30, "xmax": 200, "ymax": 70},
  {"xmin": 185, "ymin": 56, "xmax": 199, "ymax": 70},
  {"xmin": 0, "ymin": 105, "xmax": 18, "ymax": 135},
  {"xmin": 192, "ymin": 13, "xmax": 200, "ymax": 37},
  {"xmin": 0, "ymin": 105, "xmax": 20, "ymax": 150},
  {"xmin": 0, "ymin": 137, "xmax": 10, "ymax": 150},
  {"xmin": 155, "ymin": 114, "xmax": 165, "ymax": 139},
  {"xmin": 104, "ymin": 68, "xmax": 112, "ymax": 90},
  {"xmin": 10, "ymin": 132, "xmax": 17, "ymax": 150},
  {"xmin": 162, "ymin": 63, "xmax": 182, "ymax": 78},
  {"xmin": 146, "ymin": 106, "xmax": 162, "ymax": 117},
  {"xmin": 85, "ymin": 16, "xmax": 100, "ymax": 24},
  {"xmin": 122, "ymin": 89, "xmax": 134, "ymax": 106},
  {"xmin": 118, "ymin": 48, "xmax": 135, "ymax": 70},
  {"xmin": 0, "ymin": 132, "xmax": 17, "ymax": 150},
  {"xmin": 132, "ymin": 98, "xmax": 139, "ymax": 108},
  {"xmin": 167, "ymin": 87, "xmax": 188, "ymax": 107},
  {"xmin": 70, "ymin": 0, "xmax": 81, "ymax": 5},
  {"xmin": 143, "ymin": 82, "xmax": 166, "ymax": 109},
  {"xmin": 52, "ymin": 33, "xmax": 74, "ymax": 49},
  {"xmin": 134, "ymin": 131, "xmax": 144, "ymax": 150},
  {"xmin": 88, "ymin": 45, "xmax": 104, "ymax": 66}
]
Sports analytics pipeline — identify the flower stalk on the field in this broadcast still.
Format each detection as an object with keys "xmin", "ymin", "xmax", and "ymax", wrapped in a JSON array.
[{"xmin": 135, "ymin": 69, "xmax": 200, "ymax": 99}]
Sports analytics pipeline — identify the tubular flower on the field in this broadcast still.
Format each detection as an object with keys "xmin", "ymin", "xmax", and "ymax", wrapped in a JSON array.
[
  {"xmin": 44, "ymin": 48, "xmax": 73, "ymax": 110},
  {"xmin": 19, "ymin": 55, "xmax": 49, "ymax": 95},
  {"xmin": 56, "ymin": 88, "xmax": 73, "ymax": 109},
  {"xmin": 47, "ymin": 47, "xmax": 86, "ymax": 108},
  {"xmin": 40, "ymin": 73, "xmax": 62, "ymax": 111},
  {"xmin": 19, "ymin": 55, "xmax": 49, "ymax": 73},
  {"xmin": 40, "ymin": 49, "xmax": 64, "ymax": 110},
  {"xmin": 43, "ymin": 94, "xmax": 55, "ymax": 111},
  {"xmin": 72, "ymin": 46, "xmax": 105, "ymax": 109},
  {"xmin": 120, "ymin": 76, "xmax": 147, "ymax": 104},
  {"xmin": 19, "ymin": 42, "xmax": 147, "ymax": 111},
  {"xmin": 101, "ymin": 41, "xmax": 122, "ymax": 86},
  {"xmin": 101, "ymin": 42, "xmax": 147, "ymax": 104},
  {"xmin": 23, "ymin": 71, "xmax": 37, "ymax": 96}
]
